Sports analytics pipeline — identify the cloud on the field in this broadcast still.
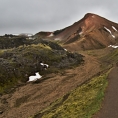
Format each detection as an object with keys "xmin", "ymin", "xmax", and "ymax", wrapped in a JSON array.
[{"xmin": 0, "ymin": 0, "xmax": 118, "ymax": 35}]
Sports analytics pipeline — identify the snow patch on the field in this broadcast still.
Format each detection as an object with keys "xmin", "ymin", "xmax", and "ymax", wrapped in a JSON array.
[
  {"xmin": 104, "ymin": 27, "xmax": 111, "ymax": 34},
  {"xmin": 55, "ymin": 38, "xmax": 61, "ymax": 41},
  {"xmin": 79, "ymin": 32, "xmax": 83, "ymax": 35},
  {"xmin": 40, "ymin": 63, "xmax": 49, "ymax": 68},
  {"xmin": 104, "ymin": 26, "xmax": 115, "ymax": 38},
  {"xmin": 112, "ymin": 26, "xmax": 117, "ymax": 31},
  {"xmin": 64, "ymin": 48, "xmax": 67, "ymax": 51},
  {"xmin": 28, "ymin": 72, "xmax": 42, "ymax": 82},
  {"xmin": 48, "ymin": 33, "xmax": 54, "ymax": 37},
  {"xmin": 111, "ymin": 34, "xmax": 115, "ymax": 38},
  {"xmin": 108, "ymin": 45, "xmax": 118, "ymax": 48},
  {"xmin": 40, "ymin": 62, "xmax": 49, "ymax": 70}
]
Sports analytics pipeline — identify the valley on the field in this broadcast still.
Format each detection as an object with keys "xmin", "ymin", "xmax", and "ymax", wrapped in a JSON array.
[
  {"xmin": 0, "ymin": 46, "xmax": 117, "ymax": 118},
  {"xmin": 0, "ymin": 13, "xmax": 118, "ymax": 118}
]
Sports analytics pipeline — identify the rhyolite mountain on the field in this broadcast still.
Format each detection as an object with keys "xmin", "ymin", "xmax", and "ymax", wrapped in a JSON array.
[{"xmin": 35, "ymin": 13, "xmax": 118, "ymax": 50}]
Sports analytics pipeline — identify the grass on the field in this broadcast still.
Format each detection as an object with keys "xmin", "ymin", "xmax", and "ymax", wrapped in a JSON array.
[
  {"xmin": 106, "ymin": 48, "xmax": 118, "ymax": 62},
  {"xmin": 33, "ymin": 72, "xmax": 109, "ymax": 118},
  {"xmin": 99, "ymin": 48, "xmax": 118, "ymax": 63}
]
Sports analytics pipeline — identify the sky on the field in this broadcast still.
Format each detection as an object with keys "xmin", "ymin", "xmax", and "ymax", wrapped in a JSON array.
[{"xmin": 0, "ymin": 0, "xmax": 118, "ymax": 35}]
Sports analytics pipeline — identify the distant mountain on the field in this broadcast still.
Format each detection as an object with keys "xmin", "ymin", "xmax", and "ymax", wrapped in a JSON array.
[{"xmin": 36, "ymin": 13, "xmax": 118, "ymax": 50}]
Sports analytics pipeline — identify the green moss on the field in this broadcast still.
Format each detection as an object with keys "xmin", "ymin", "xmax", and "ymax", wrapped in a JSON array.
[
  {"xmin": 0, "ymin": 40, "xmax": 84, "ymax": 93},
  {"xmin": 108, "ymin": 49, "xmax": 118, "ymax": 62},
  {"xmin": 33, "ymin": 73, "xmax": 108, "ymax": 118},
  {"xmin": 0, "ymin": 77, "xmax": 17, "ymax": 93}
]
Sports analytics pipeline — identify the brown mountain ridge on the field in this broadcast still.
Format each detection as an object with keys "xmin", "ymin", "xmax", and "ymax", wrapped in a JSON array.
[{"xmin": 36, "ymin": 13, "xmax": 118, "ymax": 51}]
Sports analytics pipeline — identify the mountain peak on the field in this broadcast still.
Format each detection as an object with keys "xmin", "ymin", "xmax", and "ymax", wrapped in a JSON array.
[
  {"xmin": 36, "ymin": 13, "xmax": 118, "ymax": 50},
  {"xmin": 81, "ymin": 13, "xmax": 97, "ymax": 32},
  {"xmin": 80, "ymin": 13, "xmax": 118, "ymax": 33},
  {"xmin": 83, "ymin": 13, "xmax": 95, "ymax": 19}
]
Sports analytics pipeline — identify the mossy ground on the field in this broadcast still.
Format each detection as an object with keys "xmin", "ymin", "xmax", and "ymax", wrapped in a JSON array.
[
  {"xmin": 0, "ymin": 39, "xmax": 84, "ymax": 94},
  {"xmin": 33, "ymin": 72, "xmax": 108, "ymax": 118},
  {"xmin": 104, "ymin": 48, "xmax": 118, "ymax": 62}
]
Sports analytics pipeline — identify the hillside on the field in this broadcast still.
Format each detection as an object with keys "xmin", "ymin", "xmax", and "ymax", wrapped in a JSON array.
[
  {"xmin": 0, "ymin": 50, "xmax": 101, "ymax": 118},
  {"xmin": 1, "ymin": 45, "xmax": 118, "ymax": 118},
  {"xmin": 0, "ymin": 13, "xmax": 118, "ymax": 118},
  {"xmin": 0, "ymin": 37, "xmax": 84, "ymax": 93},
  {"xmin": 36, "ymin": 13, "xmax": 118, "ymax": 51}
]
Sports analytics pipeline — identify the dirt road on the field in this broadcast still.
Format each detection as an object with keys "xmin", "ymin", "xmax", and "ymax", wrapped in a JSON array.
[{"xmin": 93, "ymin": 66, "xmax": 118, "ymax": 118}]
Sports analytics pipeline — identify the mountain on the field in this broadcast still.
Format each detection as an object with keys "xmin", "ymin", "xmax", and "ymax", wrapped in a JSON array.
[
  {"xmin": 36, "ymin": 13, "xmax": 118, "ymax": 50},
  {"xmin": 1, "ymin": 13, "xmax": 118, "ymax": 118}
]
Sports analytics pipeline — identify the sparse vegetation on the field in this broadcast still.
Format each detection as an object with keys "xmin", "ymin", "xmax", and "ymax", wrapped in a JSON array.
[
  {"xmin": 104, "ymin": 48, "xmax": 118, "ymax": 63},
  {"xmin": 33, "ymin": 72, "xmax": 108, "ymax": 118},
  {"xmin": 1, "ymin": 13, "xmax": 118, "ymax": 118},
  {"xmin": 0, "ymin": 36, "xmax": 32, "ymax": 49},
  {"xmin": 0, "ymin": 38, "xmax": 84, "ymax": 93}
]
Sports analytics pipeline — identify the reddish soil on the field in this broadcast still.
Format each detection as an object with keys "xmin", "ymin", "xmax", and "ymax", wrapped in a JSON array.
[
  {"xmin": 0, "ymin": 55, "xmax": 100, "ymax": 118},
  {"xmin": 38, "ymin": 13, "xmax": 118, "ymax": 50},
  {"xmin": 93, "ymin": 65, "xmax": 118, "ymax": 118}
]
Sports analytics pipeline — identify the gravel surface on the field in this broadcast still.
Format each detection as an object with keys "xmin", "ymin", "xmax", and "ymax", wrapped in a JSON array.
[{"xmin": 93, "ymin": 65, "xmax": 118, "ymax": 118}]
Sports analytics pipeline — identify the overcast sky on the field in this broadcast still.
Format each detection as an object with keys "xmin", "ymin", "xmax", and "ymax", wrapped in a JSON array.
[{"xmin": 0, "ymin": 0, "xmax": 118, "ymax": 35}]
